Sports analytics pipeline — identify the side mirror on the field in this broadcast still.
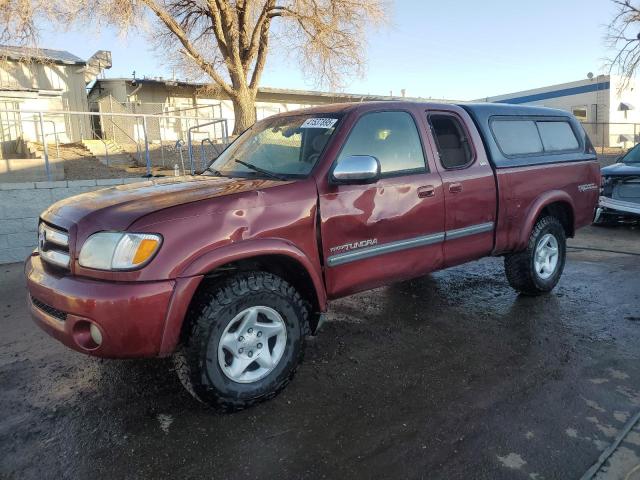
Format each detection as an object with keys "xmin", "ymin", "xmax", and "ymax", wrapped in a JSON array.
[{"xmin": 331, "ymin": 155, "xmax": 381, "ymax": 184}]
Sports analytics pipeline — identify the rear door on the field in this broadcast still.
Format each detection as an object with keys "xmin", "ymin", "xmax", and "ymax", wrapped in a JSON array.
[
  {"xmin": 317, "ymin": 109, "xmax": 446, "ymax": 298},
  {"xmin": 425, "ymin": 109, "xmax": 497, "ymax": 267}
]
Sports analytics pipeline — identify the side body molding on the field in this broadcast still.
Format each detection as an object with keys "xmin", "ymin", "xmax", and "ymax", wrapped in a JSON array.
[{"xmin": 516, "ymin": 190, "xmax": 575, "ymax": 251}]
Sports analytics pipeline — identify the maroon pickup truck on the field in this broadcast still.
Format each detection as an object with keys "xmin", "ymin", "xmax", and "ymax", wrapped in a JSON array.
[{"xmin": 25, "ymin": 102, "xmax": 600, "ymax": 410}]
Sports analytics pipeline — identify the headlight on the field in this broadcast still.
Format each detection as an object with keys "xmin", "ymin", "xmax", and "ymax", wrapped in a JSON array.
[{"xmin": 79, "ymin": 232, "xmax": 162, "ymax": 270}]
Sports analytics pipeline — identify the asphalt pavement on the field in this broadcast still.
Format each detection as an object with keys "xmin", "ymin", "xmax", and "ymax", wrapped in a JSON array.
[{"xmin": 1, "ymin": 225, "xmax": 639, "ymax": 479}]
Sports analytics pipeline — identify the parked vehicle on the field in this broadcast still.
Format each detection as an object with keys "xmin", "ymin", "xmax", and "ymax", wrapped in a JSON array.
[
  {"xmin": 25, "ymin": 102, "xmax": 600, "ymax": 410},
  {"xmin": 594, "ymin": 144, "xmax": 640, "ymax": 224}
]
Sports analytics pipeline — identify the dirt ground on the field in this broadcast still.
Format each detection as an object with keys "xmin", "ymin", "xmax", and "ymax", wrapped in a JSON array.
[{"xmin": 1, "ymin": 225, "xmax": 639, "ymax": 479}]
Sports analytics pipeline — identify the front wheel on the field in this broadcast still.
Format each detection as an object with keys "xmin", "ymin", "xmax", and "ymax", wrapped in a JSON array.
[
  {"xmin": 174, "ymin": 272, "xmax": 310, "ymax": 411},
  {"xmin": 504, "ymin": 216, "xmax": 567, "ymax": 296}
]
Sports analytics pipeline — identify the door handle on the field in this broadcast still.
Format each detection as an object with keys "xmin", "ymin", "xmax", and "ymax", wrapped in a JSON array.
[
  {"xmin": 417, "ymin": 185, "xmax": 435, "ymax": 198},
  {"xmin": 449, "ymin": 182, "xmax": 463, "ymax": 194}
]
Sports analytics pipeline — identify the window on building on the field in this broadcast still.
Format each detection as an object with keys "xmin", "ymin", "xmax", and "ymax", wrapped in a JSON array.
[
  {"xmin": 537, "ymin": 121, "xmax": 580, "ymax": 152},
  {"xmin": 429, "ymin": 114, "xmax": 474, "ymax": 169},
  {"xmin": 572, "ymin": 106, "xmax": 588, "ymax": 121},
  {"xmin": 491, "ymin": 120, "xmax": 543, "ymax": 156},
  {"xmin": 338, "ymin": 111, "xmax": 426, "ymax": 174}
]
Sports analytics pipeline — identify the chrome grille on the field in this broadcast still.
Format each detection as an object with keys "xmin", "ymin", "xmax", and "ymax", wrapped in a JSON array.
[
  {"xmin": 30, "ymin": 295, "xmax": 67, "ymax": 322},
  {"xmin": 38, "ymin": 222, "xmax": 70, "ymax": 269}
]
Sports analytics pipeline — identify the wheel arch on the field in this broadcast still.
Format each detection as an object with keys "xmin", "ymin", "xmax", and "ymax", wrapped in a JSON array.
[
  {"xmin": 160, "ymin": 239, "xmax": 327, "ymax": 355},
  {"xmin": 517, "ymin": 191, "xmax": 575, "ymax": 251}
]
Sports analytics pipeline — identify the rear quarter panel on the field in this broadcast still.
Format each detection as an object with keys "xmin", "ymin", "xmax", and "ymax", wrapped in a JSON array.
[{"xmin": 494, "ymin": 160, "xmax": 600, "ymax": 253}]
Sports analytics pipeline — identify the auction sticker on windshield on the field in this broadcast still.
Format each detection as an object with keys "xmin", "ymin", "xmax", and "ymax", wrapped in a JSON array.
[{"xmin": 301, "ymin": 118, "xmax": 338, "ymax": 129}]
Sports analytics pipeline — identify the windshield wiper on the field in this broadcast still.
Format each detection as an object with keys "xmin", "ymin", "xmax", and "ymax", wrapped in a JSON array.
[
  {"xmin": 206, "ymin": 167, "xmax": 226, "ymax": 177},
  {"xmin": 233, "ymin": 159, "xmax": 288, "ymax": 181}
]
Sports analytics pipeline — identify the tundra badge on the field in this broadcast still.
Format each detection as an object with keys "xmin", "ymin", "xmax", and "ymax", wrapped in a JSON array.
[
  {"xmin": 329, "ymin": 239, "xmax": 378, "ymax": 254},
  {"xmin": 578, "ymin": 183, "xmax": 598, "ymax": 192}
]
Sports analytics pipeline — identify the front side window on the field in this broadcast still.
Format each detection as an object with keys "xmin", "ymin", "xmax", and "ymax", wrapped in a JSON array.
[
  {"xmin": 209, "ymin": 114, "xmax": 341, "ymax": 178},
  {"xmin": 429, "ymin": 114, "xmax": 474, "ymax": 169},
  {"xmin": 337, "ymin": 111, "xmax": 426, "ymax": 175}
]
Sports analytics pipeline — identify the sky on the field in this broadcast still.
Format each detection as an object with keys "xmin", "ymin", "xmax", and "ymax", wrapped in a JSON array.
[{"xmin": 39, "ymin": 0, "xmax": 619, "ymax": 100}]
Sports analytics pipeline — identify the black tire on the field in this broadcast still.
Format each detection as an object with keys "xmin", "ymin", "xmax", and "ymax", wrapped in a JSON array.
[
  {"xmin": 174, "ymin": 271, "xmax": 310, "ymax": 411},
  {"xmin": 504, "ymin": 216, "xmax": 566, "ymax": 296}
]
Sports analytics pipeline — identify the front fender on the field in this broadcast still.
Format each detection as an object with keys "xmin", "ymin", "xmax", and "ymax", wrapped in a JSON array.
[
  {"xmin": 159, "ymin": 238, "xmax": 327, "ymax": 355},
  {"xmin": 179, "ymin": 237, "xmax": 326, "ymax": 307},
  {"xmin": 516, "ymin": 190, "xmax": 575, "ymax": 251}
]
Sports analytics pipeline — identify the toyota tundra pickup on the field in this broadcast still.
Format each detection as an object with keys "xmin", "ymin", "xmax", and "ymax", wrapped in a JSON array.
[{"xmin": 25, "ymin": 102, "xmax": 600, "ymax": 410}]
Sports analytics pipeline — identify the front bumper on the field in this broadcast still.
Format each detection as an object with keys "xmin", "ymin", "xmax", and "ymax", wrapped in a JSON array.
[
  {"xmin": 25, "ymin": 254, "xmax": 177, "ymax": 358},
  {"xmin": 598, "ymin": 196, "xmax": 640, "ymax": 217}
]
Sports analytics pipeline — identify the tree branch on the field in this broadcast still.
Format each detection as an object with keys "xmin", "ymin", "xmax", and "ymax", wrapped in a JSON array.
[
  {"xmin": 244, "ymin": 0, "xmax": 275, "ymax": 69},
  {"xmin": 140, "ymin": 0, "xmax": 235, "ymax": 97},
  {"xmin": 249, "ymin": 17, "xmax": 271, "ymax": 90}
]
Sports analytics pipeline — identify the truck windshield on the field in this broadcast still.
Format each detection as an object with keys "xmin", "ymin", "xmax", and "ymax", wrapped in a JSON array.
[
  {"xmin": 622, "ymin": 144, "xmax": 640, "ymax": 164},
  {"xmin": 208, "ymin": 114, "xmax": 342, "ymax": 179}
]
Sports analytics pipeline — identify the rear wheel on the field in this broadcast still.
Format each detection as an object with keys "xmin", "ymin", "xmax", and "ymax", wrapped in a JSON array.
[
  {"xmin": 504, "ymin": 216, "xmax": 566, "ymax": 295},
  {"xmin": 174, "ymin": 271, "xmax": 309, "ymax": 411}
]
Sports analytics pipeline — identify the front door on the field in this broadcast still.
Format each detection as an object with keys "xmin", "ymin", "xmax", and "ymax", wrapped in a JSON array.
[{"xmin": 318, "ymin": 110, "xmax": 446, "ymax": 298}]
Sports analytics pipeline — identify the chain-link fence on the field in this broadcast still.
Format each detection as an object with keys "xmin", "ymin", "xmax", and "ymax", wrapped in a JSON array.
[
  {"xmin": 582, "ymin": 122, "xmax": 640, "ymax": 156},
  {"xmin": 0, "ymin": 105, "xmax": 229, "ymax": 183}
]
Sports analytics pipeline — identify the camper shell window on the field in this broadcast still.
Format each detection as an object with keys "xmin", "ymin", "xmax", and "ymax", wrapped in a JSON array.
[{"xmin": 490, "ymin": 117, "xmax": 581, "ymax": 158}]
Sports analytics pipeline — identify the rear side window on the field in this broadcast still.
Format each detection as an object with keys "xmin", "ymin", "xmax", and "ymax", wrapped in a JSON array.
[
  {"xmin": 491, "ymin": 118, "xmax": 580, "ymax": 156},
  {"xmin": 338, "ymin": 111, "xmax": 426, "ymax": 175},
  {"xmin": 429, "ymin": 115, "xmax": 474, "ymax": 169},
  {"xmin": 491, "ymin": 120, "xmax": 543, "ymax": 156},
  {"xmin": 537, "ymin": 121, "xmax": 580, "ymax": 152}
]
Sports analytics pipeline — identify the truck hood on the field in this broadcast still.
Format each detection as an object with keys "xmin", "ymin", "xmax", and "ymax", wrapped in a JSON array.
[
  {"xmin": 601, "ymin": 162, "xmax": 640, "ymax": 176},
  {"xmin": 41, "ymin": 175, "xmax": 288, "ymax": 233}
]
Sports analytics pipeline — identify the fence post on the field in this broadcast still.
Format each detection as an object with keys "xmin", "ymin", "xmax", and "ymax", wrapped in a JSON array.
[
  {"xmin": 38, "ymin": 112, "xmax": 51, "ymax": 181},
  {"xmin": 141, "ymin": 115, "xmax": 152, "ymax": 176},
  {"xmin": 187, "ymin": 127, "xmax": 195, "ymax": 174},
  {"xmin": 109, "ymin": 95, "xmax": 115, "ymax": 141},
  {"xmin": 176, "ymin": 139, "xmax": 186, "ymax": 175}
]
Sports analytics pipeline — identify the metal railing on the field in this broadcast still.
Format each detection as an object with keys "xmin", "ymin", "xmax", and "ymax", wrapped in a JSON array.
[
  {"xmin": 93, "ymin": 131, "xmax": 110, "ymax": 166},
  {"xmin": 105, "ymin": 117, "xmax": 143, "ymax": 164},
  {"xmin": 200, "ymin": 138, "xmax": 215, "ymax": 171},
  {"xmin": 187, "ymin": 119, "xmax": 229, "ymax": 174},
  {"xmin": 0, "ymin": 108, "xmax": 229, "ymax": 181},
  {"xmin": 43, "ymin": 120, "xmax": 61, "ymax": 160}
]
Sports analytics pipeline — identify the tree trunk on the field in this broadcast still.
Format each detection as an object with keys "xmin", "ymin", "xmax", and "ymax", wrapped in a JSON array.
[{"xmin": 231, "ymin": 91, "xmax": 257, "ymax": 135}]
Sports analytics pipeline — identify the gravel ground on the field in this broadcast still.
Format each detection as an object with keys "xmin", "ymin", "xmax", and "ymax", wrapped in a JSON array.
[{"xmin": 1, "ymin": 225, "xmax": 639, "ymax": 479}]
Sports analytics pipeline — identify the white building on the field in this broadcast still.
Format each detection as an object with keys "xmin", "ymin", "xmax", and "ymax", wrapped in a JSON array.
[
  {"xmin": 478, "ymin": 75, "xmax": 640, "ymax": 148},
  {"xmin": 0, "ymin": 46, "xmax": 111, "ymax": 156}
]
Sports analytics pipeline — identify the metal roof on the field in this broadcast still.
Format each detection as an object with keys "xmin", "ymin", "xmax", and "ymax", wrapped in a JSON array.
[
  {"xmin": 91, "ymin": 77, "xmax": 461, "ymax": 103},
  {"xmin": 0, "ymin": 45, "xmax": 85, "ymax": 65}
]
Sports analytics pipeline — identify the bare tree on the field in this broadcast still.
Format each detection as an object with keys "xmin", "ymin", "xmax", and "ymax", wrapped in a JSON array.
[
  {"xmin": 607, "ymin": 0, "xmax": 640, "ymax": 90},
  {"xmin": 0, "ymin": 0, "xmax": 386, "ymax": 133}
]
